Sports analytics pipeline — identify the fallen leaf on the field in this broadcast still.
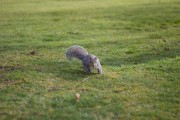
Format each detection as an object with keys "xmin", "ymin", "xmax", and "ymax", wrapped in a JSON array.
[
  {"xmin": 30, "ymin": 50, "xmax": 36, "ymax": 55},
  {"xmin": 75, "ymin": 93, "xmax": 80, "ymax": 102}
]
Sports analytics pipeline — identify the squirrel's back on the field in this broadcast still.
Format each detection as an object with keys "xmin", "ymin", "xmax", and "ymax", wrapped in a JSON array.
[{"xmin": 66, "ymin": 45, "xmax": 88, "ymax": 60}]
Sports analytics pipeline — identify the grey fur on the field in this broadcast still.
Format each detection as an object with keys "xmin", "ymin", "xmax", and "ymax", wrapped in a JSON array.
[
  {"xmin": 66, "ymin": 45, "xmax": 88, "ymax": 60},
  {"xmin": 66, "ymin": 45, "xmax": 103, "ymax": 74}
]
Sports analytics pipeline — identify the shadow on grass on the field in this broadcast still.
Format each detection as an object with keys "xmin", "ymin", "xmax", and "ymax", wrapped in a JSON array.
[{"xmin": 26, "ymin": 59, "xmax": 93, "ymax": 81}]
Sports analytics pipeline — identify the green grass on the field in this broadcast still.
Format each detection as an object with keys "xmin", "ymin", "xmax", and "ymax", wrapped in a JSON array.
[{"xmin": 0, "ymin": 0, "xmax": 180, "ymax": 119}]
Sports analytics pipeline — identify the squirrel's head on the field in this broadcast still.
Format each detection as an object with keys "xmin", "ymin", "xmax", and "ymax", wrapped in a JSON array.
[{"xmin": 89, "ymin": 55, "xmax": 99, "ymax": 68}]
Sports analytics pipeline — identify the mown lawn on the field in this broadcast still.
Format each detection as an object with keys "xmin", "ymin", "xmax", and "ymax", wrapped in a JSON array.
[{"xmin": 0, "ymin": 0, "xmax": 179, "ymax": 119}]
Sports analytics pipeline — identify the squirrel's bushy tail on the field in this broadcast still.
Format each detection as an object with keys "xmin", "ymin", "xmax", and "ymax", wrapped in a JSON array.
[{"xmin": 66, "ymin": 45, "xmax": 88, "ymax": 60}]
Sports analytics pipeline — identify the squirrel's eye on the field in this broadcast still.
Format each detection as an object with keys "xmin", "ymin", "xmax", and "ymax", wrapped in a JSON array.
[
  {"xmin": 94, "ymin": 57, "xmax": 97, "ymax": 60},
  {"xmin": 90, "ymin": 57, "xmax": 91, "ymax": 60}
]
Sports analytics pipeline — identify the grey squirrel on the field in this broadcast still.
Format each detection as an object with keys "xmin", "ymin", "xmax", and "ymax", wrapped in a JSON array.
[{"xmin": 66, "ymin": 45, "xmax": 103, "ymax": 74}]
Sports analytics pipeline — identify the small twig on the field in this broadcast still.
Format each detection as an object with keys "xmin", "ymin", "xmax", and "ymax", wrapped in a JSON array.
[{"xmin": 82, "ymin": 77, "xmax": 89, "ymax": 82}]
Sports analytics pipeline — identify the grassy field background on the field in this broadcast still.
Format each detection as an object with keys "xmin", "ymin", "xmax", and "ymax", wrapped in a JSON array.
[{"xmin": 0, "ymin": 0, "xmax": 180, "ymax": 119}]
